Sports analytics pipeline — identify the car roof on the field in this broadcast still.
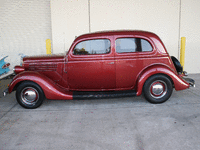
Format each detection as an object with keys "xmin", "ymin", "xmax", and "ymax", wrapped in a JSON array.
[{"xmin": 75, "ymin": 30, "xmax": 159, "ymax": 41}]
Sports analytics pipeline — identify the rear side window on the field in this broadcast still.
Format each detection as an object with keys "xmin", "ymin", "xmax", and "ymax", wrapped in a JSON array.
[
  {"xmin": 73, "ymin": 39, "xmax": 110, "ymax": 55},
  {"xmin": 116, "ymin": 38, "xmax": 153, "ymax": 53}
]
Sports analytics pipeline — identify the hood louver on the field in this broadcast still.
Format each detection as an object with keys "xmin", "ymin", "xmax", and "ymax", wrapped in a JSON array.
[{"xmin": 29, "ymin": 64, "xmax": 57, "ymax": 71}]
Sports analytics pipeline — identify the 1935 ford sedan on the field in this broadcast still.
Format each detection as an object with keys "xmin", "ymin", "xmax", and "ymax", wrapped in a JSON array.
[{"xmin": 4, "ymin": 30, "xmax": 195, "ymax": 109}]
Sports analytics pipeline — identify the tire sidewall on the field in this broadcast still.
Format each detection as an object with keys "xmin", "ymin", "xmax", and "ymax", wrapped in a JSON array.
[
  {"xmin": 143, "ymin": 75, "xmax": 173, "ymax": 104},
  {"xmin": 171, "ymin": 56, "xmax": 183, "ymax": 73},
  {"xmin": 16, "ymin": 81, "xmax": 45, "ymax": 109}
]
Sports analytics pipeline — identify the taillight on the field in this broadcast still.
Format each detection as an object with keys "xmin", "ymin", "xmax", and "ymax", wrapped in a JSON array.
[{"xmin": 2, "ymin": 63, "xmax": 10, "ymax": 69}]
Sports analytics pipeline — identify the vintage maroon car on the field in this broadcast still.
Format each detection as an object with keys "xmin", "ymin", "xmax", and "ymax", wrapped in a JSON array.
[{"xmin": 4, "ymin": 30, "xmax": 195, "ymax": 108}]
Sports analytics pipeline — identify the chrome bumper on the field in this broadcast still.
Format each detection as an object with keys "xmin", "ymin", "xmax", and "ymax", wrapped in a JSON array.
[{"xmin": 183, "ymin": 77, "xmax": 195, "ymax": 87}]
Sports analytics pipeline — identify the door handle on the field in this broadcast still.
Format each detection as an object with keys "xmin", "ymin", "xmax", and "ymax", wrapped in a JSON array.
[{"xmin": 108, "ymin": 62, "xmax": 114, "ymax": 64}]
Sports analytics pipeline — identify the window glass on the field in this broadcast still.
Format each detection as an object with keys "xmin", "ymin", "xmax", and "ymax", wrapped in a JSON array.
[
  {"xmin": 141, "ymin": 39, "xmax": 153, "ymax": 52},
  {"xmin": 116, "ymin": 38, "xmax": 153, "ymax": 53},
  {"xmin": 116, "ymin": 38, "xmax": 137, "ymax": 53},
  {"xmin": 73, "ymin": 39, "xmax": 110, "ymax": 55}
]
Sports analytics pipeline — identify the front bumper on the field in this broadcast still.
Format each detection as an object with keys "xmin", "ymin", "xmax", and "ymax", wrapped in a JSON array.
[{"xmin": 183, "ymin": 77, "xmax": 195, "ymax": 87}]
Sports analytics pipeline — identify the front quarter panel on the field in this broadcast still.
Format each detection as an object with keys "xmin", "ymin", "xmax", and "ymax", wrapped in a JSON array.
[
  {"xmin": 9, "ymin": 71, "xmax": 72, "ymax": 100},
  {"xmin": 136, "ymin": 65, "xmax": 190, "ymax": 96}
]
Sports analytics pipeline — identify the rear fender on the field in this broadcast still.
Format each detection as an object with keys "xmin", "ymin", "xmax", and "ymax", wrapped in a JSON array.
[
  {"xmin": 136, "ymin": 65, "xmax": 189, "ymax": 96},
  {"xmin": 9, "ymin": 71, "xmax": 72, "ymax": 100}
]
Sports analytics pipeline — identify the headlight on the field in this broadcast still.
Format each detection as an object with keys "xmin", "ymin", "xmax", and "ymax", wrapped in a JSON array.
[{"xmin": 13, "ymin": 66, "xmax": 25, "ymax": 74}]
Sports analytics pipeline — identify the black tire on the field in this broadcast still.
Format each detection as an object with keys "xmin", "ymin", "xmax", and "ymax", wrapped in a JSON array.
[
  {"xmin": 171, "ymin": 56, "xmax": 183, "ymax": 73},
  {"xmin": 143, "ymin": 74, "xmax": 173, "ymax": 104},
  {"xmin": 16, "ymin": 81, "xmax": 45, "ymax": 109}
]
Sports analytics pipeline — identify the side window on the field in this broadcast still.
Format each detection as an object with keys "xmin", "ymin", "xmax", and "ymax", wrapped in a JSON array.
[
  {"xmin": 116, "ymin": 38, "xmax": 136, "ymax": 53},
  {"xmin": 73, "ymin": 39, "xmax": 110, "ymax": 55},
  {"xmin": 141, "ymin": 39, "xmax": 153, "ymax": 52},
  {"xmin": 116, "ymin": 38, "xmax": 153, "ymax": 53}
]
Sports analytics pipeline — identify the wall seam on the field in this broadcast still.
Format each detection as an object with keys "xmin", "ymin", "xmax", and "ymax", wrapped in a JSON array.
[{"xmin": 88, "ymin": 0, "xmax": 91, "ymax": 33}]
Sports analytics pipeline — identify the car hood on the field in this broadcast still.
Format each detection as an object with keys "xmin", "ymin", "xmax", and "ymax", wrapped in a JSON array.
[{"xmin": 23, "ymin": 53, "xmax": 65, "ymax": 63}]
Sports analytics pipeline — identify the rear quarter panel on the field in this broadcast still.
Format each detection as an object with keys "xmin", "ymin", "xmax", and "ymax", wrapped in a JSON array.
[{"xmin": 136, "ymin": 65, "xmax": 190, "ymax": 96}]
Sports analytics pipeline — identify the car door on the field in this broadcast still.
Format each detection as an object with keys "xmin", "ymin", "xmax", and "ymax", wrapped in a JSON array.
[
  {"xmin": 67, "ymin": 37, "xmax": 116, "ymax": 91},
  {"xmin": 114, "ymin": 36, "xmax": 154, "ymax": 90}
]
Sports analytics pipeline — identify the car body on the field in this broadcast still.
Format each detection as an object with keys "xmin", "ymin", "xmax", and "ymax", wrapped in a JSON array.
[{"xmin": 4, "ymin": 30, "xmax": 195, "ymax": 108}]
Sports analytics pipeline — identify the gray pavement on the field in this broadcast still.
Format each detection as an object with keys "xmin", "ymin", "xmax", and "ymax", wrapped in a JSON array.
[{"xmin": 0, "ymin": 74, "xmax": 200, "ymax": 150}]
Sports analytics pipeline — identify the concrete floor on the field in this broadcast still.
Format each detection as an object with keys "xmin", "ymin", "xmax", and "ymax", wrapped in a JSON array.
[{"xmin": 0, "ymin": 74, "xmax": 200, "ymax": 150}]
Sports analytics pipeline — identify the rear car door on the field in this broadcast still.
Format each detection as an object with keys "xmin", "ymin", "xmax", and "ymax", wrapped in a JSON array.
[{"xmin": 114, "ymin": 35, "xmax": 154, "ymax": 90}]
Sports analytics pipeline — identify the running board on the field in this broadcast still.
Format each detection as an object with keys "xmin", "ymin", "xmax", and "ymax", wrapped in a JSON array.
[{"xmin": 73, "ymin": 90, "xmax": 137, "ymax": 100}]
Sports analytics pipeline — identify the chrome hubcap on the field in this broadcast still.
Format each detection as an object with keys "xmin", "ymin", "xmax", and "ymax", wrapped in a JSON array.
[
  {"xmin": 21, "ymin": 87, "xmax": 39, "ymax": 105},
  {"xmin": 150, "ymin": 80, "xmax": 167, "ymax": 99},
  {"xmin": 152, "ymin": 83, "xmax": 164, "ymax": 95}
]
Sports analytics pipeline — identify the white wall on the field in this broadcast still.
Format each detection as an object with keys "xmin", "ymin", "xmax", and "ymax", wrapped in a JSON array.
[
  {"xmin": 51, "ymin": 0, "xmax": 180, "ymax": 58},
  {"xmin": 0, "ymin": 0, "xmax": 52, "ymax": 70},
  {"xmin": 90, "ymin": 0, "xmax": 180, "ymax": 58},
  {"xmin": 51, "ymin": 0, "xmax": 89, "ymax": 53},
  {"xmin": 51, "ymin": 0, "xmax": 200, "ymax": 73},
  {"xmin": 180, "ymin": 0, "xmax": 200, "ymax": 73},
  {"xmin": 1, "ymin": 0, "xmax": 199, "ymax": 73}
]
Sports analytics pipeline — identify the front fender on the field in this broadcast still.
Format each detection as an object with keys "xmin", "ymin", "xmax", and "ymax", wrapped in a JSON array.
[
  {"xmin": 136, "ymin": 65, "xmax": 189, "ymax": 96},
  {"xmin": 9, "ymin": 71, "xmax": 72, "ymax": 100}
]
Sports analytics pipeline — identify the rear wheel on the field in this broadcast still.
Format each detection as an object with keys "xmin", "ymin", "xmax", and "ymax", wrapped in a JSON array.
[
  {"xmin": 143, "ymin": 75, "xmax": 173, "ymax": 104},
  {"xmin": 16, "ymin": 81, "xmax": 45, "ymax": 109}
]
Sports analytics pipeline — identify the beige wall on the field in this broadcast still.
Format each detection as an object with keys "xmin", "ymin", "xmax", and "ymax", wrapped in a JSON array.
[
  {"xmin": 51, "ymin": 0, "xmax": 180, "ymax": 57},
  {"xmin": 180, "ymin": 0, "xmax": 200, "ymax": 73},
  {"xmin": 90, "ymin": 0, "xmax": 180, "ymax": 58},
  {"xmin": 1, "ymin": 0, "xmax": 199, "ymax": 73},
  {"xmin": 51, "ymin": 0, "xmax": 200, "ymax": 73},
  {"xmin": 51, "ymin": 0, "xmax": 89, "ymax": 53},
  {"xmin": 0, "ymin": 0, "xmax": 52, "ymax": 70}
]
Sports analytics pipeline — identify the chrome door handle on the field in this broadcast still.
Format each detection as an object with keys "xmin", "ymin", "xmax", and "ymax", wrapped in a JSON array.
[{"xmin": 108, "ymin": 62, "xmax": 114, "ymax": 64}]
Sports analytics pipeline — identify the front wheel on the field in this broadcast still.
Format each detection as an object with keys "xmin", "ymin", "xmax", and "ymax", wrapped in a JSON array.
[
  {"xmin": 143, "ymin": 75, "xmax": 173, "ymax": 104},
  {"xmin": 16, "ymin": 81, "xmax": 45, "ymax": 109}
]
